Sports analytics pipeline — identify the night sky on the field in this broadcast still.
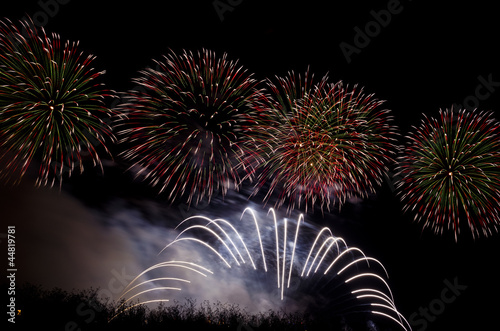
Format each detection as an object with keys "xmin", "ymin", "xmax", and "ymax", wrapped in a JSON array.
[{"xmin": 1, "ymin": 1, "xmax": 500, "ymax": 330}]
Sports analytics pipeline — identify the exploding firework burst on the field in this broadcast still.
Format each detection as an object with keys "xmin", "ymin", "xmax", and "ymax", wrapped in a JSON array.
[
  {"xmin": 0, "ymin": 19, "xmax": 115, "ymax": 187},
  {"xmin": 113, "ymin": 208, "xmax": 411, "ymax": 330},
  {"xmin": 397, "ymin": 107, "xmax": 500, "ymax": 240},
  {"xmin": 115, "ymin": 49, "xmax": 265, "ymax": 205},
  {"xmin": 251, "ymin": 71, "xmax": 398, "ymax": 212}
]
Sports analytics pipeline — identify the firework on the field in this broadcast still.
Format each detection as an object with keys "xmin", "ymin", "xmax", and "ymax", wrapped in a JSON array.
[
  {"xmin": 251, "ymin": 71, "xmax": 398, "ymax": 212},
  {"xmin": 0, "ymin": 18, "xmax": 115, "ymax": 187},
  {"xmin": 113, "ymin": 208, "xmax": 410, "ymax": 330},
  {"xmin": 397, "ymin": 107, "xmax": 500, "ymax": 240},
  {"xmin": 115, "ymin": 49, "xmax": 265, "ymax": 205}
]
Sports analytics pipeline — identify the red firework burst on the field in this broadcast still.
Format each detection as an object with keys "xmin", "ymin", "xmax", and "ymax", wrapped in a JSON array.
[
  {"xmin": 115, "ymin": 49, "xmax": 266, "ymax": 205},
  {"xmin": 251, "ymin": 70, "xmax": 398, "ymax": 212}
]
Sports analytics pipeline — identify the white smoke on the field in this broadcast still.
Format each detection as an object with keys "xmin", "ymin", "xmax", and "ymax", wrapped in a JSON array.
[
  {"xmin": 0, "ymin": 180, "xmax": 300, "ymax": 314},
  {"xmin": 0, "ymin": 179, "xmax": 406, "ymax": 330}
]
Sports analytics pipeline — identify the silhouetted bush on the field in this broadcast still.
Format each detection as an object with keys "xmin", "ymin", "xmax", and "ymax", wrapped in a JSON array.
[{"xmin": 8, "ymin": 283, "xmax": 396, "ymax": 330}]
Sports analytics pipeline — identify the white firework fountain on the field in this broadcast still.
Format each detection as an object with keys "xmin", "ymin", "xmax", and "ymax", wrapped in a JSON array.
[{"xmin": 114, "ymin": 207, "xmax": 411, "ymax": 330}]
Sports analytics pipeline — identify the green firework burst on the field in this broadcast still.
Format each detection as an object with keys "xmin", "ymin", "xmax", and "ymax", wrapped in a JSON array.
[
  {"xmin": 0, "ymin": 19, "xmax": 115, "ymax": 187},
  {"xmin": 397, "ymin": 107, "xmax": 500, "ymax": 240}
]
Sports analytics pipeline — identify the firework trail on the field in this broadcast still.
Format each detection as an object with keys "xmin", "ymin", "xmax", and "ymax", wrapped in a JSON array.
[
  {"xmin": 397, "ymin": 107, "xmax": 500, "ymax": 240},
  {"xmin": 251, "ymin": 70, "xmax": 398, "ymax": 213},
  {"xmin": 115, "ymin": 49, "xmax": 266, "ymax": 205},
  {"xmin": 0, "ymin": 18, "xmax": 115, "ymax": 187},
  {"xmin": 114, "ymin": 208, "xmax": 411, "ymax": 330}
]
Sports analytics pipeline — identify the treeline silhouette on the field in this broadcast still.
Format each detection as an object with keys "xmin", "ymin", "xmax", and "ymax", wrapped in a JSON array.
[{"xmin": 8, "ymin": 283, "xmax": 394, "ymax": 330}]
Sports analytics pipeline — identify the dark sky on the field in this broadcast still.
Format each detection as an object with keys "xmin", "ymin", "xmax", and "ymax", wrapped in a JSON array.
[{"xmin": 1, "ymin": 1, "xmax": 500, "ymax": 330}]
